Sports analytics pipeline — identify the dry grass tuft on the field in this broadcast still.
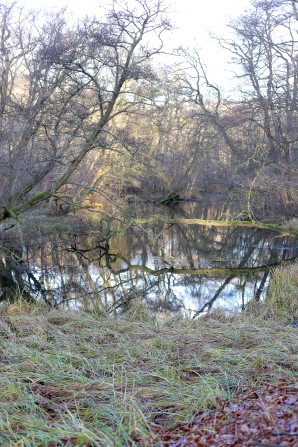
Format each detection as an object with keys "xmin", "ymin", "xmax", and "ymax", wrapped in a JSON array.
[
  {"xmin": 266, "ymin": 260, "xmax": 298, "ymax": 319},
  {"xmin": 245, "ymin": 260, "xmax": 298, "ymax": 323}
]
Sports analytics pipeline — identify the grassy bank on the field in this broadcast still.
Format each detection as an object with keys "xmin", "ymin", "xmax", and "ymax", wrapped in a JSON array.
[{"xmin": 0, "ymin": 263, "xmax": 297, "ymax": 446}]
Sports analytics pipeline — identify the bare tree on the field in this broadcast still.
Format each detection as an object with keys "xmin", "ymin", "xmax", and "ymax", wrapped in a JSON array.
[
  {"xmin": 179, "ymin": 0, "xmax": 297, "ymax": 216},
  {"xmin": 219, "ymin": 0, "xmax": 297, "ymax": 164},
  {"xmin": 0, "ymin": 0, "xmax": 171, "ymax": 221}
]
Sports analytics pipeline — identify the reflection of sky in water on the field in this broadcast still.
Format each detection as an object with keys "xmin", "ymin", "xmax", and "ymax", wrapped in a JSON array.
[{"xmin": 0, "ymin": 201, "xmax": 297, "ymax": 314}]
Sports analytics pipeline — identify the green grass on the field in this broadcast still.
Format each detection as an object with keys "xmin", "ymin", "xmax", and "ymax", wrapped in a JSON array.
[{"xmin": 0, "ymin": 296, "xmax": 297, "ymax": 446}]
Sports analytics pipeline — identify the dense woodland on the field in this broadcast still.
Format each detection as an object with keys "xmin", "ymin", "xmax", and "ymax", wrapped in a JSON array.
[{"xmin": 0, "ymin": 0, "xmax": 297, "ymax": 223}]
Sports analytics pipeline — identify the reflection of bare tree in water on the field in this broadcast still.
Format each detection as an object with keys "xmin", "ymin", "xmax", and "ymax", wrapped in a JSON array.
[
  {"xmin": 0, "ymin": 255, "xmax": 32, "ymax": 302},
  {"xmin": 0, "ymin": 208, "xmax": 297, "ymax": 314},
  {"xmin": 191, "ymin": 230, "xmax": 273, "ymax": 317},
  {"xmin": 104, "ymin": 224, "xmax": 297, "ymax": 315},
  {"xmin": 0, "ymin": 246, "xmax": 50, "ymax": 303},
  {"xmin": 0, "ymin": 233, "xmax": 89, "ymax": 305}
]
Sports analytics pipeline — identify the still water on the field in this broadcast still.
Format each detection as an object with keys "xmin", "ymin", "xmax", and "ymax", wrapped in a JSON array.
[{"xmin": 0, "ymin": 201, "xmax": 297, "ymax": 316}]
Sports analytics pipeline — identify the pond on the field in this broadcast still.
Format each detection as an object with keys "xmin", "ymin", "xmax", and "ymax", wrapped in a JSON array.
[{"xmin": 0, "ymin": 200, "xmax": 297, "ymax": 316}]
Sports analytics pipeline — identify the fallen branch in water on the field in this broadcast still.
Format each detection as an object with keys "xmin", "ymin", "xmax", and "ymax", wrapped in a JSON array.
[
  {"xmin": 134, "ymin": 216, "xmax": 298, "ymax": 238},
  {"xmin": 110, "ymin": 257, "xmax": 297, "ymax": 277}
]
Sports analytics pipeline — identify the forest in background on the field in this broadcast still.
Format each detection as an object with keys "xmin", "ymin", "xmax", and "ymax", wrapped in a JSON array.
[{"xmin": 0, "ymin": 0, "xmax": 297, "ymax": 224}]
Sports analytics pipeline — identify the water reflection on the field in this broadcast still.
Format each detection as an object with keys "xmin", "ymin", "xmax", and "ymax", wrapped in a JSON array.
[{"xmin": 0, "ymin": 202, "xmax": 297, "ymax": 315}]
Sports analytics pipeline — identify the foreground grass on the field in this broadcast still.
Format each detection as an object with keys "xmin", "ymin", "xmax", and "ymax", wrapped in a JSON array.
[{"xmin": 0, "ymin": 299, "xmax": 297, "ymax": 447}]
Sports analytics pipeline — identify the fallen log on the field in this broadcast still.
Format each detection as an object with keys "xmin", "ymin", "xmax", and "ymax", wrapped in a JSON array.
[{"xmin": 134, "ymin": 216, "xmax": 298, "ymax": 238}]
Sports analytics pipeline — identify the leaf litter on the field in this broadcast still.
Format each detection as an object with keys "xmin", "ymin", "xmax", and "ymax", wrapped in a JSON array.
[{"xmin": 147, "ymin": 381, "xmax": 298, "ymax": 447}]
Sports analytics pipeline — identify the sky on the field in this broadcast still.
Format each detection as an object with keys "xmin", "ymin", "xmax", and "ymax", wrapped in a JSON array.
[{"xmin": 20, "ymin": 0, "xmax": 252, "ymax": 90}]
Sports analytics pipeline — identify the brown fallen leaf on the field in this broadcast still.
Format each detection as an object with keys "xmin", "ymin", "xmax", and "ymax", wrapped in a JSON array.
[{"xmin": 137, "ymin": 381, "xmax": 298, "ymax": 447}]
